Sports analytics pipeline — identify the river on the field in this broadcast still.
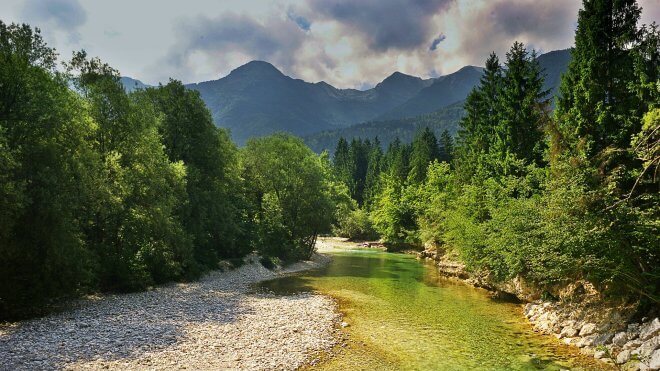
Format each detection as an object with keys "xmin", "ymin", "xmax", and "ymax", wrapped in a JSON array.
[{"xmin": 259, "ymin": 241, "xmax": 610, "ymax": 370}]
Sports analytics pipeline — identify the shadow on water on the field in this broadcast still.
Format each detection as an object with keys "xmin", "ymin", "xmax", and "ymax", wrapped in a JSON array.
[{"xmin": 259, "ymin": 249, "xmax": 612, "ymax": 371}]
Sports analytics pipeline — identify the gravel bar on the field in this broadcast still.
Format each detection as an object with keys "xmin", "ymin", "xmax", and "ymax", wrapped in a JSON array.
[{"xmin": 0, "ymin": 254, "xmax": 339, "ymax": 370}]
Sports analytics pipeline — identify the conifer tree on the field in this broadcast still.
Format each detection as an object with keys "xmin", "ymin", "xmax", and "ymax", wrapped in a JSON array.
[
  {"xmin": 556, "ymin": 0, "xmax": 643, "ymax": 157},
  {"xmin": 497, "ymin": 42, "xmax": 549, "ymax": 166},
  {"xmin": 409, "ymin": 128, "xmax": 440, "ymax": 183},
  {"xmin": 455, "ymin": 52, "xmax": 502, "ymax": 180},
  {"xmin": 438, "ymin": 130, "xmax": 454, "ymax": 164},
  {"xmin": 333, "ymin": 137, "xmax": 353, "ymax": 191}
]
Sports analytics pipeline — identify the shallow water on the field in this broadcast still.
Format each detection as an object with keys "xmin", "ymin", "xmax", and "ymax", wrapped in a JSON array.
[{"xmin": 260, "ymin": 246, "xmax": 610, "ymax": 370}]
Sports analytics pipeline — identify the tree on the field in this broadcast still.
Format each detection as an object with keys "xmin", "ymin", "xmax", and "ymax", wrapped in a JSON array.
[
  {"xmin": 556, "ymin": 0, "xmax": 643, "ymax": 158},
  {"xmin": 496, "ymin": 42, "xmax": 549, "ymax": 167},
  {"xmin": 333, "ymin": 137, "xmax": 353, "ymax": 191},
  {"xmin": 0, "ymin": 22, "xmax": 95, "ymax": 317},
  {"xmin": 242, "ymin": 134, "xmax": 338, "ymax": 260},
  {"xmin": 408, "ymin": 128, "xmax": 440, "ymax": 183},
  {"xmin": 349, "ymin": 138, "xmax": 370, "ymax": 204},
  {"xmin": 438, "ymin": 129, "xmax": 453, "ymax": 164},
  {"xmin": 69, "ymin": 51, "xmax": 194, "ymax": 291},
  {"xmin": 145, "ymin": 80, "xmax": 249, "ymax": 264},
  {"xmin": 363, "ymin": 137, "xmax": 383, "ymax": 208},
  {"xmin": 454, "ymin": 52, "xmax": 502, "ymax": 181}
]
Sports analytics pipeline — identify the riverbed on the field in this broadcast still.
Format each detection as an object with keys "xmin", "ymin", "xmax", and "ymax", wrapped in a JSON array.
[{"xmin": 260, "ymin": 240, "xmax": 610, "ymax": 370}]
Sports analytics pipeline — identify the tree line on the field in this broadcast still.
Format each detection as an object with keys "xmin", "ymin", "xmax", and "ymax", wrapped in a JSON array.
[
  {"xmin": 333, "ymin": 0, "xmax": 659, "ymax": 304},
  {"xmin": 0, "ymin": 22, "xmax": 345, "ymax": 319}
]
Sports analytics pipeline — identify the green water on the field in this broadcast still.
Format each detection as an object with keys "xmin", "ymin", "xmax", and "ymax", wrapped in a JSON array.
[{"xmin": 260, "ymin": 247, "xmax": 608, "ymax": 370}]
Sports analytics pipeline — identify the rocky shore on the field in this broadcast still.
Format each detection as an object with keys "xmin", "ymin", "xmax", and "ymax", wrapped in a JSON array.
[
  {"xmin": 418, "ymin": 247, "xmax": 660, "ymax": 370},
  {"xmin": 524, "ymin": 301, "xmax": 659, "ymax": 370},
  {"xmin": 0, "ymin": 254, "xmax": 340, "ymax": 370}
]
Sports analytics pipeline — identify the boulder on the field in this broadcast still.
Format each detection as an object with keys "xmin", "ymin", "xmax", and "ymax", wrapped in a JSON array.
[
  {"xmin": 625, "ymin": 340, "xmax": 643, "ymax": 350},
  {"xmin": 636, "ymin": 335, "xmax": 660, "ymax": 359},
  {"xmin": 576, "ymin": 335, "xmax": 597, "ymax": 348},
  {"xmin": 580, "ymin": 323, "xmax": 598, "ymax": 336},
  {"xmin": 649, "ymin": 348, "xmax": 660, "ymax": 370},
  {"xmin": 617, "ymin": 349, "xmax": 632, "ymax": 365},
  {"xmin": 560, "ymin": 326, "xmax": 579, "ymax": 338},
  {"xmin": 640, "ymin": 319, "xmax": 660, "ymax": 342},
  {"xmin": 615, "ymin": 332, "xmax": 630, "ymax": 346},
  {"xmin": 594, "ymin": 350, "xmax": 608, "ymax": 359},
  {"xmin": 593, "ymin": 332, "xmax": 614, "ymax": 346}
]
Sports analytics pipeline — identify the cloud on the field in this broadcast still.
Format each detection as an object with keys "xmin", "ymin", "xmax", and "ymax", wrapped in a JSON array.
[
  {"xmin": 306, "ymin": 0, "xmax": 454, "ymax": 51},
  {"xmin": 287, "ymin": 10, "xmax": 311, "ymax": 31},
  {"xmin": 452, "ymin": 0, "xmax": 579, "ymax": 64},
  {"xmin": 429, "ymin": 34, "xmax": 446, "ymax": 51},
  {"xmin": 21, "ymin": 0, "xmax": 87, "ymax": 43},
  {"xmin": 160, "ymin": 12, "xmax": 313, "ymax": 82},
  {"xmin": 148, "ymin": 0, "xmax": 658, "ymax": 89}
]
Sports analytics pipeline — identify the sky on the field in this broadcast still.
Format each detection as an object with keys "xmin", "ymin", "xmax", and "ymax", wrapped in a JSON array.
[{"xmin": 1, "ymin": 0, "xmax": 659, "ymax": 89}]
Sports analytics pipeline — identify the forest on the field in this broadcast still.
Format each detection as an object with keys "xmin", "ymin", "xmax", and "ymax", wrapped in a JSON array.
[
  {"xmin": 332, "ymin": 3, "xmax": 659, "ymax": 306},
  {"xmin": 1, "ymin": 0, "xmax": 658, "ymax": 322},
  {"xmin": 0, "ymin": 22, "xmax": 348, "ymax": 319}
]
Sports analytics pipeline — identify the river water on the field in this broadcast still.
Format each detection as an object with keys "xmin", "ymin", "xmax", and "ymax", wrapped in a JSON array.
[{"xmin": 259, "ymin": 243, "xmax": 609, "ymax": 370}]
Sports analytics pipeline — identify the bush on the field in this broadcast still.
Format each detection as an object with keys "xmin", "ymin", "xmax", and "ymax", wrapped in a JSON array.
[{"xmin": 333, "ymin": 207, "xmax": 378, "ymax": 240}]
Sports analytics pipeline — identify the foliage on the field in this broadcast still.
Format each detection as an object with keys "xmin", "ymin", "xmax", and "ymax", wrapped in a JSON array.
[
  {"xmin": 242, "ymin": 134, "xmax": 342, "ymax": 261},
  {"xmin": 336, "ymin": 2, "xmax": 659, "ymax": 304},
  {"xmin": 333, "ymin": 204, "xmax": 378, "ymax": 241},
  {"xmin": 0, "ymin": 23, "xmax": 346, "ymax": 319}
]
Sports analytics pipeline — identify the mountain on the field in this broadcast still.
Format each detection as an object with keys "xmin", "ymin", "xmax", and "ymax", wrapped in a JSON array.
[
  {"xmin": 304, "ymin": 102, "xmax": 465, "ymax": 154},
  {"xmin": 120, "ymin": 49, "xmax": 571, "ymax": 145},
  {"xmin": 302, "ymin": 49, "xmax": 573, "ymax": 154},
  {"xmin": 536, "ymin": 48, "xmax": 572, "ymax": 98},
  {"xmin": 120, "ymin": 77, "xmax": 150, "ymax": 92},
  {"xmin": 378, "ymin": 66, "xmax": 484, "ymax": 120},
  {"xmin": 185, "ymin": 61, "xmax": 433, "ymax": 144}
]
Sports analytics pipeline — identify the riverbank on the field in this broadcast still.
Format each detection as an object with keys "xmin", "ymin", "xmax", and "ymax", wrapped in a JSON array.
[
  {"xmin": 0, "ymin": 254, "xmax": 340, "ymax": 370},
  {"xmin": 418, "ymin": 247, "xmax": 660, "ymax": 370}
]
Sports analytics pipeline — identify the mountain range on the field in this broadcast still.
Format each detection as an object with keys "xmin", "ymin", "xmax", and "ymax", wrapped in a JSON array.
[{"xmin": 121, "ymin": 49, "xmax": 571, "ymax": 145}]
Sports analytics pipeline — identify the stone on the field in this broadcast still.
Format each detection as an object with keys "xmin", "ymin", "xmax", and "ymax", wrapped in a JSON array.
[
  {"xmin": 615, "ymin": 332, "xmax": 630, "ymax": 346},
  {"xmin": 593, "ymin": 332, "xmax": 615, "ymax": 346},
  {"xmin": 617, "ymin": 349, "xmax": 632, "ymax": 365},
  {"xmin": 576, "ymin": 335, "xmax": 597, "ymax": 348},
  {"xmin": 594, "ymin": 350, "xmax": 608, "ymax": 359},
  {"xmin": 580, "ymin": 323, "xmax": 598, "ymax": 336},
  {"xmin": 649, "ymin": 348, "xmax": 660, "ymax": 370},
  {"xmin": 640, "ymin": 319, "xmax": 660, "ymax": 342},
  {"xmin": 560, "ymin": 326, "xmax": 579, "ymax": 338},
  {"xmin": 625, "ymin": 340, "xmax": 643, "ymax": 350},
  {"xmin": 340, "ymin": 322, "xmax": 349, "ymax": 328},
  {"xmin": 637, "ymin": 336, "xmax": 660, "ymax": 359}
]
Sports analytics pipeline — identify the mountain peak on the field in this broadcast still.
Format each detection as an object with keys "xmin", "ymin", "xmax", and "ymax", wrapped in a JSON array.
[
  {"xmin": 375, "ymin": 71, "xmax": 426, "ymax": 93},
  {"xmin": 381, "ymin": 71, "xmax": 420, "ymax": 83},
  {"xmin": 230, "ymin": 60, "xmax": 284, "ymax": 77}
]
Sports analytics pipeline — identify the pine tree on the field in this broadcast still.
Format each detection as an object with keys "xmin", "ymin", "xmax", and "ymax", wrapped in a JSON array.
[
  {"xmin": 333, "ymin": 137, "xmax": 353, "ymax": 191},
  {"xmin": 348, "ymin": 139, "xmax": 370, "ymax": 204},
  {"xmin": 438, "ymin": 130, "xmax": 453, "ymax": 163},
  {"xmin": 409, "ymin": 128, "xmax": 440, "ymax": 183},
  {"xmin": 455, "ymin": 52, "xmax": 502, "ymax": 180},
  {"xmin": 497, "ymin": 42, "xmax": 549, "ymax": 166},
  {"xmin": 364, "ymin": 137, "xmax": 383, "ymax": 208},
  {"xmin": 556, "ymin": 0, "xmax": 643, "ymax": 157}
]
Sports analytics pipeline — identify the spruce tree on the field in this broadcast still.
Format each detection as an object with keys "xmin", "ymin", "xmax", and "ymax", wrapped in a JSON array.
[
  {"xmin": 438, "ymin": 130, "xmax": 453, "ymax": 163},
  {"xmin": 556, "ymin": 0, "xmax": 643, "ymax": 157},
  {"xmin": 455, "ymin": 52, "xmax": 502, "ymax": 180},
  {"xmin": 409, "ymin": 128, "xmax": 440, "ymax": 183},
  {"xmin": 333, "ymin": 137, "xmax": 353, "ymax": 191},
  {"xmin": 497, "ymin": 42, "xmax": 549, "ymax": 166}
]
